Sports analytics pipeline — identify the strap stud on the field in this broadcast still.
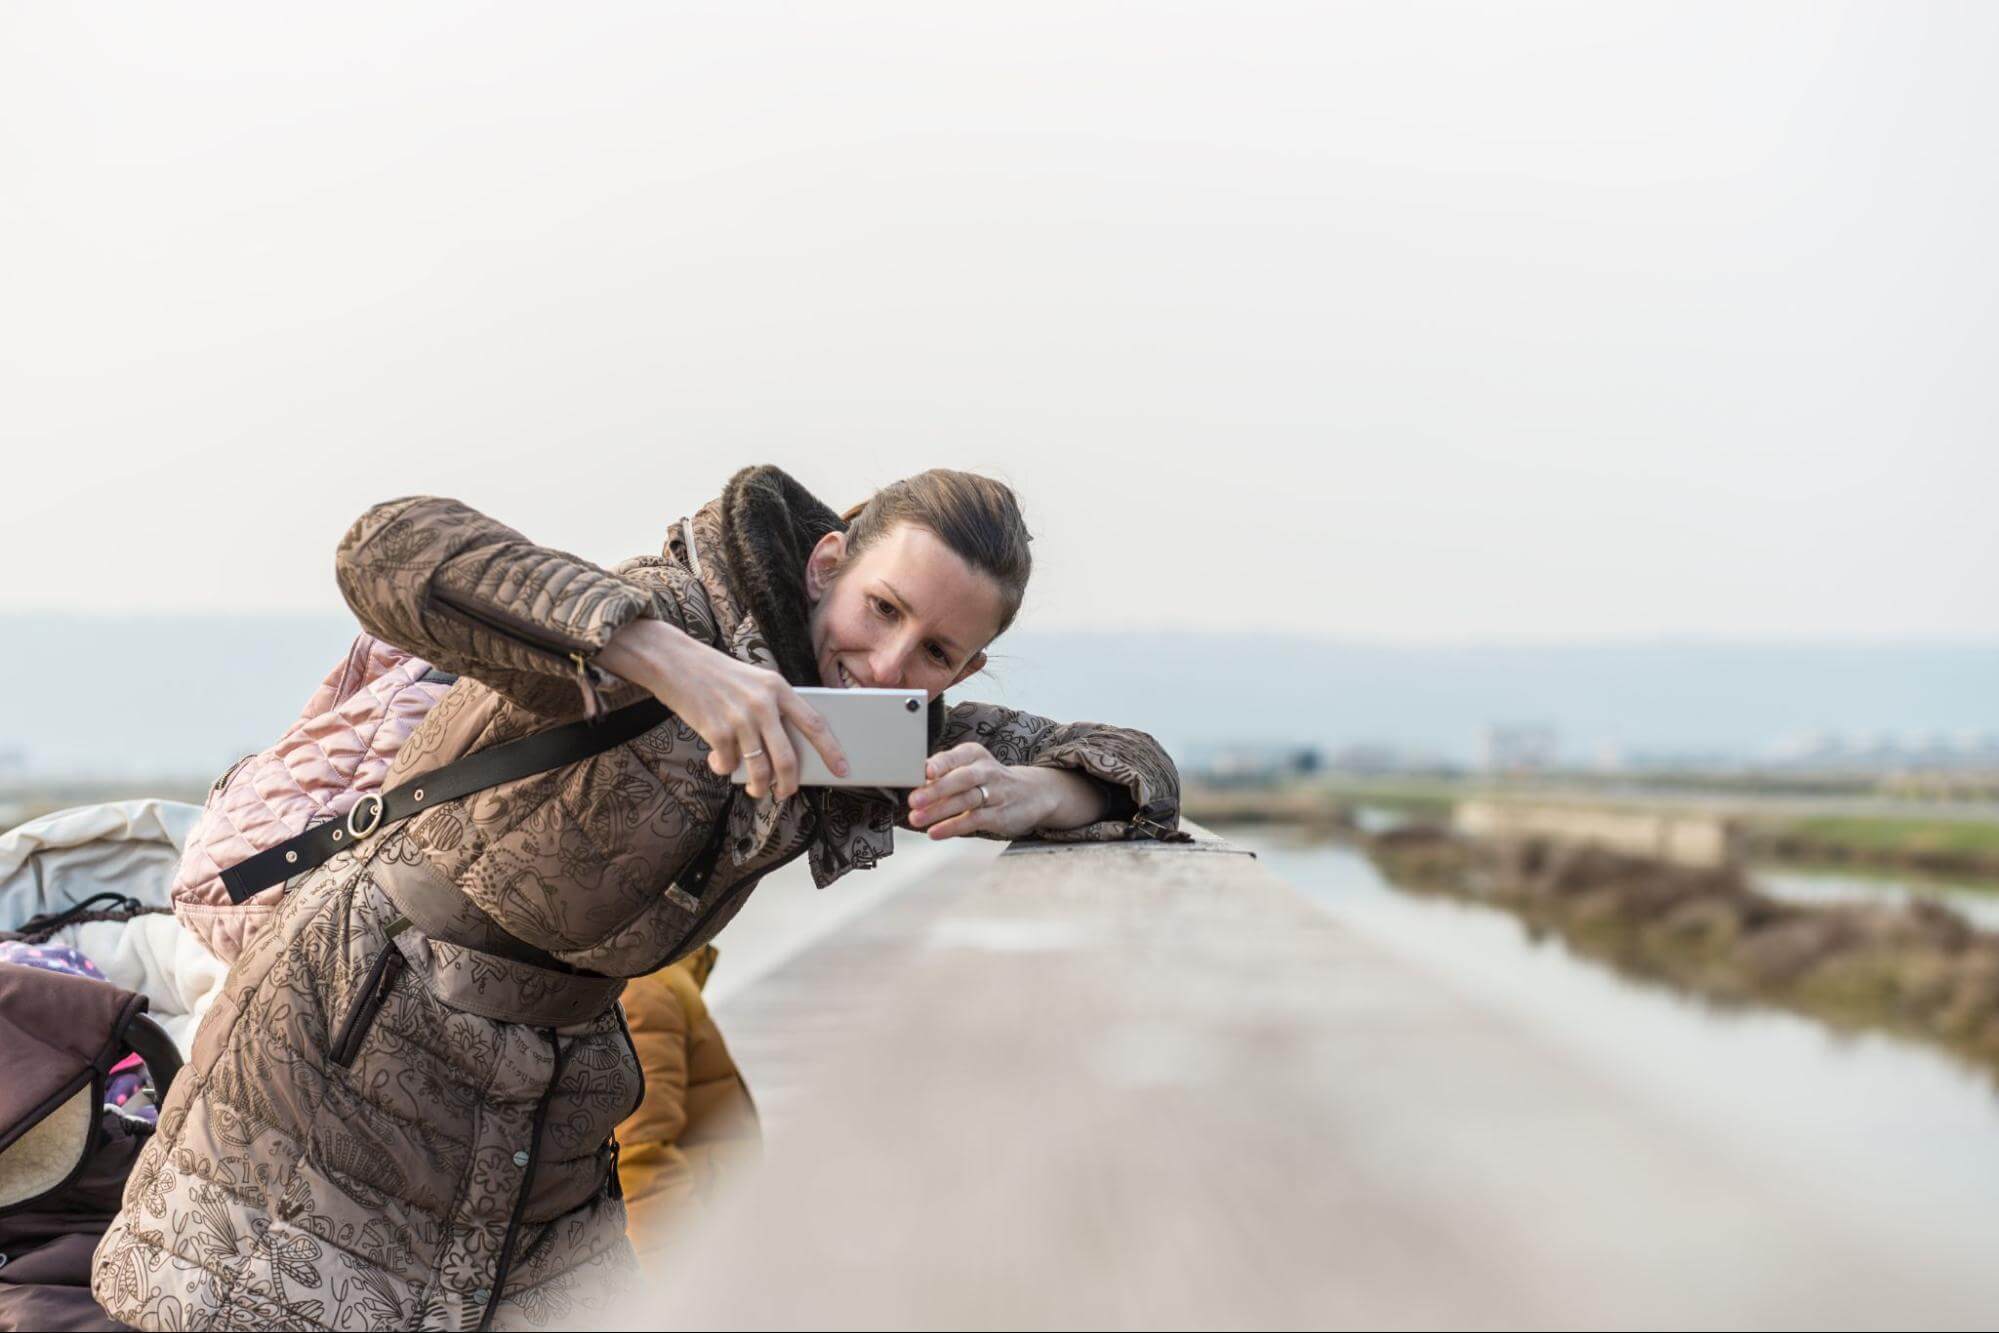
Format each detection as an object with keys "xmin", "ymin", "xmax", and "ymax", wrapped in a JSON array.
[
  {"xmin": 285, "ymin": 851, "xmax": 298, "ymax": 864},
  {"xmin": 414, "ymin": 788, "xmax": 425, "ymax": 802}
]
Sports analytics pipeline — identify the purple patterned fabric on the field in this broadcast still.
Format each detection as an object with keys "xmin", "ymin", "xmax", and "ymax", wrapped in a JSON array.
[
  {"xmin": 107, "ymin": 1051, "xmax": 158, "ymax": 1123},
  {"xmin": 0, "ymin": 939, "xmax": 108, "ymax": 981}
]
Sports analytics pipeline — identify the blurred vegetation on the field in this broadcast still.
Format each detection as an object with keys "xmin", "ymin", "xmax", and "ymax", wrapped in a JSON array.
[
  {"xmin": 1369, "ymin": 828, "xmax": 1999, "ymax": 1086},
  {"xmin": 1748, "ymin": 816, "xmax": 1999, "ymax": 880},
  {"xmin": 1770, "ymin": 816, "xmax": 1999, "ymax": 857}
]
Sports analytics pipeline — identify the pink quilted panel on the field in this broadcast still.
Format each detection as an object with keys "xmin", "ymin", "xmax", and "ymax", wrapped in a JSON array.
[{"xmin": 171, "ymin": 634, "xmax": 453, "ymax": 963}]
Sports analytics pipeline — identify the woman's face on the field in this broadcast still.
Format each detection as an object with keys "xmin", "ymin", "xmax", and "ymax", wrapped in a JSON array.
[{"xmin": 805, "ymin": 522, "xmax": 1004, "ymax": 702}]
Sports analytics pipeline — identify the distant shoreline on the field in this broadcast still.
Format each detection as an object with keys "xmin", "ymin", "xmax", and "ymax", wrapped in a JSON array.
[{"xmin": 1185, "ymin": 778, "xmax": 1999, "ymax": 884}]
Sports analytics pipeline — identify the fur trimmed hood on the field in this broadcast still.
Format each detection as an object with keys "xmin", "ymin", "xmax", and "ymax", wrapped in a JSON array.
[{"xmin": 712, "ymin": 465, "xmax": 850, "ymax": 690}]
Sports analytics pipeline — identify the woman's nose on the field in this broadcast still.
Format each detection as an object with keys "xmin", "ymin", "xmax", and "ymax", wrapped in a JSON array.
[{"xmin": 870, "ymin": 642, "xmax": 913, "ymax": 688}]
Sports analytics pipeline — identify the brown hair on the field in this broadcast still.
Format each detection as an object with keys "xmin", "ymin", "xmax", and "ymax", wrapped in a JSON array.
[{"xmin": 837, "ymin": 469, "xmax": 1034, "ymax": 639}]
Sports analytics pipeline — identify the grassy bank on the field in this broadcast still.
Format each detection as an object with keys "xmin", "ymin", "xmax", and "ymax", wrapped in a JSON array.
[
  {"xmin": 1369, "ymin": 828, "xmax": 1999, "ymax": 1085},
  {"xmin": 1747, "ymin": 815, "xmax": 1999, "ymax": 880},
  {"xmin": 1181, "ymin": 779, "xmax": 1455, "ymax": 829}
]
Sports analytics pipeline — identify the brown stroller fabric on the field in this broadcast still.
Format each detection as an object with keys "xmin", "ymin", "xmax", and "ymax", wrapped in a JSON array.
[{"xmin": 0, "ymin": 961, "xmax": 172, "ymax": 1332}]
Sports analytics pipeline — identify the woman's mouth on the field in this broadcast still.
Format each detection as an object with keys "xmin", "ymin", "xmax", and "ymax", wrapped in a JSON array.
[{"xmin": 835, "ymin": 660, "xmax": 858, "ymax": 688}]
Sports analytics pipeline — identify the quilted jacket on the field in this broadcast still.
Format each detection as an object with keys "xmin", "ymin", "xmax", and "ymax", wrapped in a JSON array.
[
  {"xmin": 169, "ymin": 634, "xmax": 454, "ymax": 963},
  {"xmin": 93, "ymin": 465, "xmax": 1185, "ymax": 1330}
]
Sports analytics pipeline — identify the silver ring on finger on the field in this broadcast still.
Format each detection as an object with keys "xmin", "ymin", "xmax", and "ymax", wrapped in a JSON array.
[
  {"xmin": 742, "ymin": 747, "xmax": 766, "ymax": 760},
  {"xmin": 977, "ymin": 784, "xmax": 991, "ymax": 807}
]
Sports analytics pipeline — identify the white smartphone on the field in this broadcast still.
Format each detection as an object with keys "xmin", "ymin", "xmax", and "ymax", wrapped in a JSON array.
[{"xmin": 729, "ymin": 686, "xmax": 929, "ymax": 788}]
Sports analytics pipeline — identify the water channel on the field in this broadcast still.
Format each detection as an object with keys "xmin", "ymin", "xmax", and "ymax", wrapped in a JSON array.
[
  {"xmin": 1223, "ymin": 822, "xmax": 1999, "ymax": 1277},
  {"xmin": 1757, "ymin": 864, "xmax": 1999, "ymax": 931}
]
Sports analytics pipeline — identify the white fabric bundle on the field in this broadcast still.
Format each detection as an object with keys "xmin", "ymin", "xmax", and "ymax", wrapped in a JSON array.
[{"xmin": 0, "ymin": 799, "xmax": 227, "ymax": 1056}]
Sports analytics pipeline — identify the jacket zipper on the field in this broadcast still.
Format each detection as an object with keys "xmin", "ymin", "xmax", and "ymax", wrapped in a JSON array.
[
  {"xmin": 210, "ymin": 751, "xmax": 256, "ymax": 797},
  {"xmin": 659, "ymin": 787, "xmax": 759, "ymax": 956},
  {"xmin": 662, "ymin": 860, "xmax": 755, "ymax": 972},
  {"xmin": 612, "ymin": 998, "xmax": 645, "ymax": 1127},
  {"xmin": 330, "ymin": 929, "xmax": 408, "ymax": 1068},
  {"xmin": 605, "ymin": 1005, "xmax": 642, "ymax": 1206},
  {"xmin": 429, "ymin": 588, "xmax": 609, "ymax": 719},
  {"xmin": 1129, "ymin": 807, "xmax": 1195, "ymax": 843},
  {"xmin": 665, "ymin": 796, "xmax": 819, "ymax": 966},
  {"xmin": 478, "ymin": 1028, "xmax": 569, "ymax": 1333}
]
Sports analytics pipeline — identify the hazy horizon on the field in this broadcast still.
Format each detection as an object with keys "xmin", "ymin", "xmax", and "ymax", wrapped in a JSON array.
[
  {"xmin": 7, "ymin": 612, "xmax": 1996, "ymax": 780},
  {"xmin": 23, "ymin": 605, "xmax": 1999, "ymax": 648}
]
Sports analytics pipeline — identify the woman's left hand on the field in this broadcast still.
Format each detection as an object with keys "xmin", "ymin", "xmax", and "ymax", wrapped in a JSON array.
[{"xmin": 907, "ymin": 743, "xmax": 1060, "ymax": 840}]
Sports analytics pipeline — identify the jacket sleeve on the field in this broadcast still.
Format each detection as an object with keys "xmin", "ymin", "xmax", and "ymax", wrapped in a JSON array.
[
  {"xmin": 907, "ymin": 701, "xmax": 1191, "ymax": 844},
  {"xmin": 334, "ymin": 495, "xmax": 677, "ymax": 718}
]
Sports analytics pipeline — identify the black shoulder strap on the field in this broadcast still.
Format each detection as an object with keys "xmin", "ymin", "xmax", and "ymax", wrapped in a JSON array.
[
  {"xmin": 220, "ymin": 698, "xmax": 673, "ymax": 903},
  {"xmin": 223, "ymin": 578, "xmax": 740, "ymax": 906}
]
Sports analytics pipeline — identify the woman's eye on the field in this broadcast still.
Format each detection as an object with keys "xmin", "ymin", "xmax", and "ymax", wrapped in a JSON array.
[{"xmin": 874, "ymin": 597, "xmax": 945, "ymax": 665}]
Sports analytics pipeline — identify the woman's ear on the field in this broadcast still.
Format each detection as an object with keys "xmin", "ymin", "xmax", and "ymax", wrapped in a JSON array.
[
  {"xmin": 949, "ymin": 649, "xmax": 988, "ymax": 690},
  {"xmin": 805, "ymin": 531, "xmax": 846, "ymax": 605}
]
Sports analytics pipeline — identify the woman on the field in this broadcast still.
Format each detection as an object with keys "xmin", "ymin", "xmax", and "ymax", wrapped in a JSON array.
[{"xmin": 92, "ymin": 464, "xmax": 1184, "ymax": 1331}]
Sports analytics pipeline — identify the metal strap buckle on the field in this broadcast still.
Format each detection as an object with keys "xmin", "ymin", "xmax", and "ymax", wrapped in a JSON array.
[{"xmin": 346, "ymin": 793, "xmax": 385, "ymax": 842}]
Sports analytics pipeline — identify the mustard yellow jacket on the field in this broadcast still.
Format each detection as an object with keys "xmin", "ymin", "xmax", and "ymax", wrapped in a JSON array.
[{"xmin": 615, "ymin": 946, "xmax": 760, "ymax": 1262}]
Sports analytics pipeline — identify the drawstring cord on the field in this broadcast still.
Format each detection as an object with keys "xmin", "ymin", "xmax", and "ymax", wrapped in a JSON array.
[{"xmin": 11, "ymin": 892, "xmax": 148, "ymax": 941}]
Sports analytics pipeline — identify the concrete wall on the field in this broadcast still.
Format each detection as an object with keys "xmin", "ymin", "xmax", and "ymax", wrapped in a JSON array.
[
  {"xmin": 608, "ymin": 819, "xmax": 1993, "ymax": 1330},
  {"xmin": 1454, "ymin": 797, "xmax": 1738, "ymax": 868}
]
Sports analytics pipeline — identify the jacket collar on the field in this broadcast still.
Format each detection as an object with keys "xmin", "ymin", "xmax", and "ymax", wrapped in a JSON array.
[{"xmin": 671, "ymin": 465, "xmax": 936, "ymax": 889}]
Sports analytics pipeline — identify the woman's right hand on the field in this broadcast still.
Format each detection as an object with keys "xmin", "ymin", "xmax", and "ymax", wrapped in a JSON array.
[{"xmin": 597, "ymin": 619, "xmax": 848, "ymax": 800}]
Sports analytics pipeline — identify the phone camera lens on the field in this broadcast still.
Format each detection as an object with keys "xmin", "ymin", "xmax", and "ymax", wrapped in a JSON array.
[{"xmin": 905, "ymin": 699, "xmax": 920, "ymax": 712}]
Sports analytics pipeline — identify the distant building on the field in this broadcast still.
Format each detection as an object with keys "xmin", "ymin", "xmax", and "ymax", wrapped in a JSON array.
[
  {"xmin": 1761, "ymin": 729, "xmax": 1999, "ymax": 775},
  {"xmin": 1479, "ymin": 724, "xmax": 1557, "ymax": 775},
  {"xmin": 1316, "ymin": 742, "xmax": 1457, "ymax": 777}
]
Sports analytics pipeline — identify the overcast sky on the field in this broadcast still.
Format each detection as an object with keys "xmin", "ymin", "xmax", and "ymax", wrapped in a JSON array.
[{"xmin": 2, "ymin": 1, "xmax": 1993, "ymax": 640}]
